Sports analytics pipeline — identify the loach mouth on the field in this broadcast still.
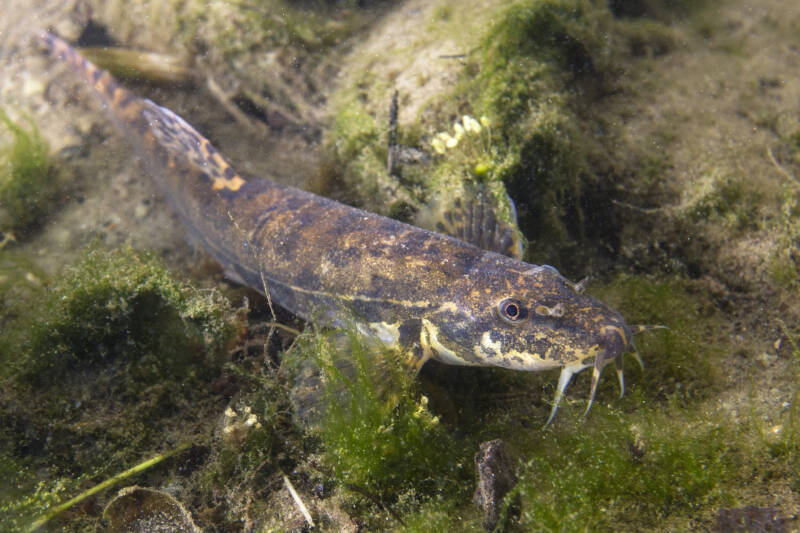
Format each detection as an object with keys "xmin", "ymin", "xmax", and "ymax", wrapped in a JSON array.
[{"xmin": 544, "ymin": 316, "xmax": 640, "ymax": 428}]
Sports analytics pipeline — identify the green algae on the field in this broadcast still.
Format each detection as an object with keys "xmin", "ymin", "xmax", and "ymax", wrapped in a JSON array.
[
  {"xmin": 398, "ymin": 498, "xmax": 483, "ymax": 533},
  {"xmin": 325, "ymin": 0, "xmax": 622, "ymax": 266},
  {"xmin": 6, "ymin": 245, "xmax": 239, "ymax": 383},
  {"xmin": 464, "ymin": 0, "xmax": 617, "ymax": 265},
  {"xmin": 508, "ymin": 410, "xmax": 738, "ymax": 532},
  {"xmin": 293, "ymin": 330, "xmax": 472, "ymax": 506},
  {"xmin": 0, "ymin": 109, "xmax": 59, "ymax": 236},
  {"xmin": 768, "ymin": 322, "xmax": 800, "ymax": 491},
  {"xmin": 768, "ymin": 136, "xmax": 800, "ymax": 288},
  {"xmin": 0, "ymin": 251, "xmax": 47, "ymax": 331},
  {"xmin": 685, "ymin": 169, "xmax": 765, "ymax": 233},
  {"xmin": 0, "ymin": 455, "xmax": 102, "ymax": 533},
  {"xmin": 608, "ymin": 0, "xmax": 708, "ymax": 21},
  {"xmin": 0, "ymin": 245, "xmax": 243, "ymax": 531}
]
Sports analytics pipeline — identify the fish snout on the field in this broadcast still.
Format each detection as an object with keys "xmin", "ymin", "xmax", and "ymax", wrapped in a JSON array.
[{"xmin": 598, "ymin": 321, "xmax": 633, "ymax": 363}]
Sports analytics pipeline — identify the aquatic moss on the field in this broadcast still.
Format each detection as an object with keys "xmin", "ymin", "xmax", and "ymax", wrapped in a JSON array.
[
  {"xmin": 0, "ymin": 109, "xmax": 59, "ymax": 236},
  {"xmin": 398, "ymin": 497, "xmax": 483, "ymax": 533},
  {"xmin": 769, "ymin": 168, "xmax": 800, "ymax": 287},
  {"xmin": 766, "ymin": 322, "xmax": 800, "ymax": 490},
  {"xmin": 9, "ymin": 245, "xmax": 239, "ymax": 383},
  {"xmin": 466, "ymin": 0, "xmax": 616, "ymax": 264},
  {"xmin": 608, "ymin": 0, "xmax": 709, "ymax": 21},
  {"xmin": 0, "ymin": 250, "xmax": 47, "ymax": 334},
  {"xmin": 0, "ymin": 245, "xmax": 242, "ymax": 484},
  {"xmin": 325, "ymin": 0, "xmax": 621, "ymax": 266},
  {"xmin": 0, "ymin": 453, "xmax": 101, "ymax": 532},
  {"xmin": 195, "ymin": 362, "xmax": 300, "ymax": 529},
  {"xmin": 324, "ymin": 83, "xmax": 425, "ymax": 219},
  {"xmin": 685, "ymin": 169, "xmax": 764, "ymax": 232},
  {"xmin": 591, "ymin": 275, "xmax": 721, "ymax": 404},
  {"xmin": 291, "ymin": 329, "xmax": 471, "ymax": 513},
  {"xmin": 198, "ymin": 0, "xmax": 368, "ymax": 55},
  {"xmin": 509, "ymin": 410, "xmax": 737, "ymax": 531}
]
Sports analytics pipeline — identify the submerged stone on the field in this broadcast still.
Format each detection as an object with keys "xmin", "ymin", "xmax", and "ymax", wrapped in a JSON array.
[{"xmin": 473, "ymin": 439, "xmax": 517, "ymax": 531}]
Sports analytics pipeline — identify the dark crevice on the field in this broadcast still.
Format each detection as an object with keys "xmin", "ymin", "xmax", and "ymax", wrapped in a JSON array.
[{"xmin": 76, "ymin": 20, "xmax": 116, "ymax": 47}]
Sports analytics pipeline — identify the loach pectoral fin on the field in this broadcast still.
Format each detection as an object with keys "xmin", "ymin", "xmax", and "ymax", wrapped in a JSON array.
[
  {"xmin": 289, "ymin": 329, "xmax": 420, "ymax": 429},
  {"xmin": 415, "ymin": 183, "xmax": 525, "ymax": 259}
]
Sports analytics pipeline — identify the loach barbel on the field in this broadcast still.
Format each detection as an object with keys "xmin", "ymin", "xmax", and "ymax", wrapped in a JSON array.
[{"xmin": 39, "ymin": 31, "xmax": 660, "ymax": 426}]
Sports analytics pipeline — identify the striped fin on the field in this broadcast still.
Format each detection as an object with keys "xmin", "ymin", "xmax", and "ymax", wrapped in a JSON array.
[
  {"xmin": 415, "ymin": 185, "xmax": 525, "ymax": 260},
  {"xmin": 39, "ymin": 31, "xmax": 247, "ymax": 195},
  {"xmin": 141, "ymin": 101, "xmax": 245, "ymax": 192},
  {"xmin": 38, "ymin": 31, "xmax": 143, "ymax": 125}
]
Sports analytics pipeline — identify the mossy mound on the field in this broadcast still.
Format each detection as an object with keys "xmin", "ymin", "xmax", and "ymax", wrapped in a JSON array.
[
  {"xmin": 0, "ymin": 246, "xmax": 243, "ymax": 530},
  {"xmin": 324, "ymin": 0, "xmax": 653, "ymax": 270}
]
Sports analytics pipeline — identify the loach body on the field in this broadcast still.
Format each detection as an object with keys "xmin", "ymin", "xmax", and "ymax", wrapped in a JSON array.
[{"xmin": 40, "ymin": 32, "xmax": 648, "ymax": 425}]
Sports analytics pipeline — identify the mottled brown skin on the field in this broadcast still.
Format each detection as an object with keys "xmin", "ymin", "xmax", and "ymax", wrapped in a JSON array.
[{"xmin": 41, "ymin": 32, "xmax": 637, "ymax": 424}]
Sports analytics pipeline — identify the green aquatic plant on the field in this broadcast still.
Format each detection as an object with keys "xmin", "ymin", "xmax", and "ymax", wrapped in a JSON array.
[
  {"xmin": 0, "ymin": 245, "xmax": 243, "ymax": 530},
  {"xmin": 0, "ymin": 250, "xmax": 47, "ymax": 328},
  {"xmin": 768, "ymin": 151, "xmax": 800, "ymax": 287},
  {"xmin": 0, "ymin": 108, "xmax": 59, "ymax": 236},
  {"xmin": 290, "ymin": 329, "xmax": 471, "ymax": 518},
  {"xmin": 467, "ymin": 0, "xmax": 614, "ymax": 264},
  {"xmin": 685, "ymin": 169, "xmax": 763, "ymax": 232},
  {"xmin": 324, "ymin": 0, "xmax": 624, "ymax": 266},
  {"xmin": 591, "ymin": 275, "xmax": 721, "ymax": 404},
  {"xmin": 398, "ymin": 497, "xmax": 483, "ymax": 533},
  {"xmin": 0, "ymin": 454, "xmax": 99, "ymax": 533},
  {"xmin": 509, "ymin": 410, "xmax": 736, "ymax": 531},
  {"xmin": 9, "ymin": 245, "xmax": 239, "ymax": 383}
]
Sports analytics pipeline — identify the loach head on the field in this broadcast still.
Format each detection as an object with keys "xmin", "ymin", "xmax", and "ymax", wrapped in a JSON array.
[{"xmin": 430, "ymin": 259, "xmax": 657, "ymax": 427}]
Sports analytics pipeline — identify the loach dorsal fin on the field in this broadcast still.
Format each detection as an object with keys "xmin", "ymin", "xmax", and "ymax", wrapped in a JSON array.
[{"xmin": 414, "ymin": 184, "xmax": 525, "ymax": 259}]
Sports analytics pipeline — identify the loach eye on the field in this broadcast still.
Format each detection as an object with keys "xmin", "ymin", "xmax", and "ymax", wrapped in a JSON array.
[{"xmin": 498, "ymin": 298, "xmax": 528, "ymax": 323}]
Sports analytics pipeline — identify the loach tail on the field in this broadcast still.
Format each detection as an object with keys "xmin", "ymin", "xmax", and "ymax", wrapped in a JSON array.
[
  {"xmin": 38, "ymin": 30, "xmax": 249, "ymax": 216},
  {"xmin": 37, "ymin": 31, "xmax": 146, "ymax": 127}
]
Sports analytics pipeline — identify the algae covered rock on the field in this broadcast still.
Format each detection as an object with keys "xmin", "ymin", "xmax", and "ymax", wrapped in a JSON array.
[
  {"xmin": 324, "ymin": 0, "xmax": 624, "ymax": 267},
  {"xmin": 0, "ymin": 246, "xmax": 244, "ymax": 531}
]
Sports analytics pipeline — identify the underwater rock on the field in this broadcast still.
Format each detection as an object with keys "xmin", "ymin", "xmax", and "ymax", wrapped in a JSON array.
[
  {"xmin": 103, "ymin": 486, "xmax": 201, "ymax": 533},
  {"xmin": 472, "ymin": 439, "xmax": 517, "ymax": 531}
]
